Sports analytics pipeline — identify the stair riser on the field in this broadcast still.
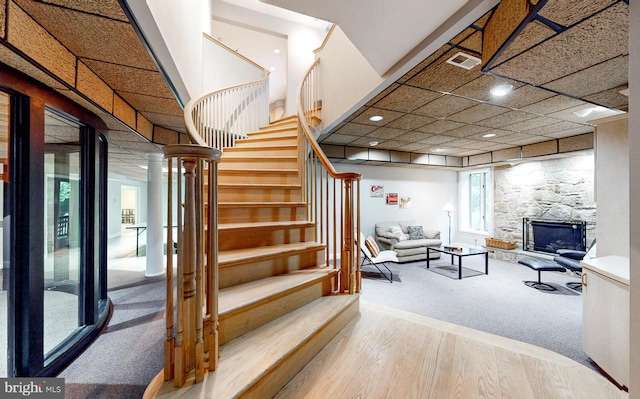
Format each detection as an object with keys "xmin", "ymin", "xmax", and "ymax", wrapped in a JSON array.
[
  {"xmin": 218, "ymin": 172, "xmax": 299, "ymax": 185},
  {"xmin": 219, "ymin": 249, "xmax": 326, "ymax": 288},
  {"xmin": 219, "ymin": 226, "xmax": 316, "ymax": 251},
  {"xmin": 222, "ymin": 148, "xmax": 298, "ymax": 157},
  {"xmin": 218, "ymin": 277, "xmax": 333, "ymax": 345},
  {"xmin": 217, "ymin": 187, "xmax": 302, "ymax": 202},
  {"xmin": 238, "ymin": 137, "xmax": 297, "ymax": 147},
  {"xmin": 219, "ymin": 206, "xmax": 307, "ymax": 223},
  {"xmin": 242, "ymin": 297, "xmax": 360, "ymax": 399},
  {"xmin": 219, "ymin": 159, "xmax": 298, "ymax": 170}
]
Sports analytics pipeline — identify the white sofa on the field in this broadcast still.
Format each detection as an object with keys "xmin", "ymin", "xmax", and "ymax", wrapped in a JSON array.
[{"xmin": 374, "ymin": 221, "xmax": 442, "ymax": 263}]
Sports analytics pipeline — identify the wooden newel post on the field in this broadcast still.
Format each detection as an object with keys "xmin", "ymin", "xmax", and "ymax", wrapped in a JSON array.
[
  {"xmin": 163, "ymin": 145, "xmax": 221, "ymax": 387},
  {"xmin": 342, "ymin": 179, "xmax": 355, "ymax": 294}
]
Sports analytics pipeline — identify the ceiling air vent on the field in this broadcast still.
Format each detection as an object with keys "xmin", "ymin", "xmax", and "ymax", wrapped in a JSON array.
[{"xmin": 446, "ymin": 52, "xmax": 481, "ymax": 70}]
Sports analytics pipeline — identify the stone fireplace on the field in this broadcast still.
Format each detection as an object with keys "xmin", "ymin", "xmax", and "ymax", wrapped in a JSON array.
[{"xmin": 493, "ymin": 154, "xmax": 596, "ymax": 260}]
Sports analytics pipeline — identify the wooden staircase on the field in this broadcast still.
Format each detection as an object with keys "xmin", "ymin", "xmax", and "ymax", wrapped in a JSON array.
[{"xmin": 146, "ymin": 116, "xmax": 360, "ymax": 399}]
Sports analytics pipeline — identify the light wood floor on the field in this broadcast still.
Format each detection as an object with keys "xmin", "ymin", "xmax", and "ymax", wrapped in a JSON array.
[{"xmin": 274, "ymin": 300, "xmax": 627, "ymax": 399}]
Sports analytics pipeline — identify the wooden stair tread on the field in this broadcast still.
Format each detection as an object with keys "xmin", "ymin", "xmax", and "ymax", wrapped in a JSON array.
[
  {"xmin": 219, "ymin": 242, "xmax": 324, "ymax": 265},
  {"xmin": 218, "ymin": 201, "xmax": 306, "ymax": 208},
  {"xmin": 152, "ymin": 295, "xmax": 357, "ymax": 398},
  {"xmin": 224, "ymin": 144, "xmax": 297, "ymax": 152},
  {"xmin": 218, "ymin": 168, "xmax": 298, "ymax": 174},
  {"xmin": 219, "ymin": 220, "xmax": 314, "ymax": 231},
  {"xmin": 220, "ymin": 155, "xmax": 297, "ymax": 160},
  {"xmin": 218, "ymin": 268, "xmax": 335, "ymax": 317},
  {"xmin": 219, "ymin": 183, "xmax": 301, "ymax": 189}
]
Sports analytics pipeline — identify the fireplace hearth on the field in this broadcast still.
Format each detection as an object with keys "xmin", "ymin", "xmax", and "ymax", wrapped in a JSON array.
[{"xmin": 523, "ymin": 218, "xmax": 587, "ymax": 254}]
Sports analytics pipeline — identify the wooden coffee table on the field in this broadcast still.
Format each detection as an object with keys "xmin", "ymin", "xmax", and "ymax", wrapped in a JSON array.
[{"xmin": 426, "ymin": 246, "xmax": 489, "ymax": 279}]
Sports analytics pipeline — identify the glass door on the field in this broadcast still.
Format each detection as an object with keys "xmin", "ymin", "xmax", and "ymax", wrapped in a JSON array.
[{"xmin": 43, "ymin": 109, "xmax": 81, "ymax": 354}]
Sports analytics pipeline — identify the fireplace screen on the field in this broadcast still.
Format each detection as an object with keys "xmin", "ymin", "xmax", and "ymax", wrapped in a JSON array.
[{"xmin": 523, "ymin": 218, "xmax": 587, "ymax": 254}]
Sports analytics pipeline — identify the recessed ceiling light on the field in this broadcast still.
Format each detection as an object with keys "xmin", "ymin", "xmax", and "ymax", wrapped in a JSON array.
[
  {"xmin": 490, "ymin": 84, "xmax": 513, "ymax": 97},
  {"xmin": 269, "ymin": 66, "xmax": 276, "ymax": 71},
  {"xmin": 273, "ymin": 48, "xmax": 280, "ymax": 54},
  {"xmin": 432, "ymin": 148, "xmax": 450, "ymax": 153},
  {"xmin": 483, "ymin": 133, "xmax": 497, "ymax": 138},
  {"xmin": 369, "ymin": 115, "xmax": 384, "ymax": 122},
  {"xmin": 369, "ymin": 141, "xmax": 379, "ymax": 147}
]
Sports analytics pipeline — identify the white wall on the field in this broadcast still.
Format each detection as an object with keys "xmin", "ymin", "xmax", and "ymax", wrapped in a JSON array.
[
  {"xmin": 316, "ymin": 26, "xmax": 384, "ymax": 130},
  {"xmin": 628, "ymin": 2, "xmax": 639, "ymax": 396},
  {"xmin": 107, "ymin": 175, "xmax": 148, "ymax": 239},
  {"xmin": 202, "ymin": 33, "xmax": 267, "ymax": 94},
  {"xmin": 140, "ymin": 0, "xmax": 211, "ymax": 99},
  {"xmin": 335, "ymin": 164, "xmax": 457, "ymax": 240},
  {"xmin": 594, "ymin": 115, "xmax": 629, "ymax": 257}
]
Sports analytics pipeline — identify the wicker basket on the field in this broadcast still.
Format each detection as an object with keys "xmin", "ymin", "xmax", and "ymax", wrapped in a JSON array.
[{"xmin": 485, "ymin": 237, "xmax": 516, "ymax": 250}]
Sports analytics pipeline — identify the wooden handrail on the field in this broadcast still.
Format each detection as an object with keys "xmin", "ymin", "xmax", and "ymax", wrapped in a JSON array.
[
  {"xmin": 297, "ymin": 58, "xmax": 362, "ymax": 294},
  {"xmin": 184, "ymin": 76, "xmax": 269, "ymax": 150}
]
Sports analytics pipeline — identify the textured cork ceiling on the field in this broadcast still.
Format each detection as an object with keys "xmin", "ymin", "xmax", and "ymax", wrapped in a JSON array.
[
  {"xmin": 319, "ymin": 0, "xmax": 628, "ymax": 164},
  {"xmin": 1, "ymin": 0, "xmax": 181, "ymax": 181}
]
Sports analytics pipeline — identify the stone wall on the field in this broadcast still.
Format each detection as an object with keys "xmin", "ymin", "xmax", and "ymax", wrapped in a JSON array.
[{"xmin": 493, "ymin": 153, "xmax": 596, "ymax": 255}]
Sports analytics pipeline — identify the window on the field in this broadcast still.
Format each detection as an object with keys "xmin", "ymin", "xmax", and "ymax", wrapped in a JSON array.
[{"xmin": 460, "ymin": 169, "xmax": 491, "ymax": 234}]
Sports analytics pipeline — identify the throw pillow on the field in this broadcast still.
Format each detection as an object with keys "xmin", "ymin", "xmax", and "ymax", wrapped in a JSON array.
[
  {"xmin": 389, "ymin": 226, "xmax": 406, "ymax": 241},
  {"xmin": 407, "ymin": 225, "xmax": 427, "ymax": 240},
  {"xmin": 364, "ymin": 236, "xmax": 380, "ymax": 257}
]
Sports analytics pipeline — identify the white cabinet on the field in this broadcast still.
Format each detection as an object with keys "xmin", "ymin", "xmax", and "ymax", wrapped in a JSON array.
[{"xmin": 581, "ymin": 256, "xmax": 629, "ymax": 388}]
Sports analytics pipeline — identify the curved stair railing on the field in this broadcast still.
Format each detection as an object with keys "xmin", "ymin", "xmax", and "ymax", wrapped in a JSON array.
[
  {"xmin": 160, "ymin": 56, "xmax": 360, "ymax": 389},
  {"xmin": 298, "ymin": 58, "xmax": 362, "ymax": 294},
  {"xmin": 185, "ymin": 77, "xmax": 269, "ymax": 150}
]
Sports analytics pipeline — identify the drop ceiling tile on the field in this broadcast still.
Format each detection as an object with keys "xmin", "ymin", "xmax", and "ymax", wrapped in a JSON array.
[
  {"xmin": 366, "ymin": 83, "xmax": 401, "ymax": 106},
  {"xmin": 406, "ymin": 56, "xmax": 482, "ymax": 93},
  {"xmin": 510, "ymin": 136, "xmax": 553, "ymax": 146},
  {"xmin": 448, "ymin": 103, "xmax": 509, "ymax": 124},
  {"xmin": 490, "ymin": 132, "xmax": 537, "ymax": 143},
  {"xmin": 334, "ymin": 122, "xmax": 378, "ymax": 137},
  {"xmin": 520, "ymin": 120, "xmax": 590, "ymax": 136},
  {"xmin": 502, "ymin": 116, "xmax": 559, "ymax": 132},
  {"xmin": 418, "ymin": 135, "xmax": 457, "ymax": 145},
  {"xmin": 385, "ymin": 114, "xmax": 436, "ymax": 130},
  {"xmin": 83, "ymin": 59, "xmax": 174, "ymax": 98},
  {"xmin": 395, "ymin": 142, "xmax": 430, "ymax": 152},
  {"xmin": 486, "ymin": 84, "xmax": 555, "ymax": 109},
  {"xmin": 416, "ymin": 119, "xmax": 466, "ymax": 134},
  {"xmin": 16, "ymin": 0, "xmax": 156, "ymax": 70},
  {"xmin": 583, "ymin": 88, "xmax": 629, "ymax": 111},
  {"xmin": 373, "ymin": 85, "xmax": 442, "ymax": 113},
  {"xmin": 451, "ymin": 27, "xmax": 476, "ymax": 45},
  {"xmin": 118, "ymin": 92, "xmax": 182, "ymax": 116},
  {"xmin": 544, "ymin": 126, "xmax": 595, "ymax": 139},
  {"xmin": 413, "ymin": 94, "xmax": 477, "ymax": 119},
  {"xmin": 465, "ymin": 128, "xmax": 512, "ymax": 140},
  {"xmin": 492, "ymin": 21, "xmax": 555, "ymax": 66},
  {"xmin": 319, "ymin": 133, "xmax": 360, "ymax": 145},
  {"xmin": 373, "ymin": 140, "xmax": 407, "ymax": 150},
  {"xmin": 351, "ymin": 107, "xmax": 404, "ymax": 126},
  {"xmin": 459, "ymin": 31, "xmax": 483, "ymax": 54},
  {"xmin": 491, "ymin": 3, "xmax": 628, "ymax": 86},
  {"xmin": 519, "ymin": 95, "xmax": 586, "ymax": 115},
  {"xmin": 538, "ymin": 0, "xmax": 618, "ymax": 26},
  {"xmin": 366, "ymin": 127, "xmax": 408, "ymax": 140},
  {"xmin": 395, "ymin": 131, "xmax": 434, "ymax": 142},
  {"xmin": 457, "ymin": 149, "xmax": 486, "ymax": 156},
  {"xmin": 444, "ymin": 138, "xmax": 477, "ymax": 148},
  {"xmin": 397, "ymin": 45, "xmax": 453, "ymax": 83},
  {"xmin": 444, "ymin": 124, "xmax": 491, "ymax": 138},
  {"xmin": 349, "ymin": 137, "xmax": 383, "ymax": 147},
  {"xmin": 473, "ymin": 10, "xmax": 493, "ymax": 28},
  {"xmin": 476, "ymin": 110, "xmax": 536, "ymax": 128},
  {"xmin": 140, "ymin": 112, "xmax": 185, "ymax": 132},
  {"xmin": 451, "ymin": 74, "xmax": 521, "ymax": 102},
  {"xmin": 542, "ymin": 55, "xmax": 628, "ymax": 99}
]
